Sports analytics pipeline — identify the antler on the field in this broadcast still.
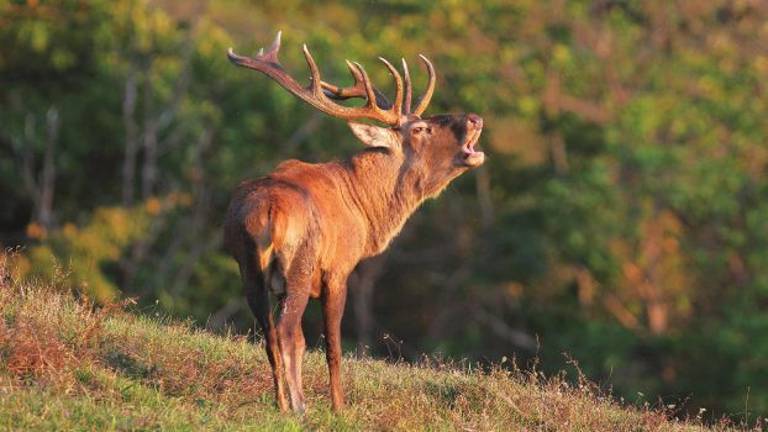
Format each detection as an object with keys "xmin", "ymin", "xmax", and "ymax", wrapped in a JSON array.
[
  {"xmin": 227, "ymin": 31, "xmax": 437, "ymax": 125},
  {"xmin": 409, "ymin": 55, "xmax": 436, "ymax": 116}
]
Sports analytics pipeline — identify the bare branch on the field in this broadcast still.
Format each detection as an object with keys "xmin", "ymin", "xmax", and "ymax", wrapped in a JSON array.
[{"xmin": 472, "ymin": 304, "xmax": 536, "ymax": 351}]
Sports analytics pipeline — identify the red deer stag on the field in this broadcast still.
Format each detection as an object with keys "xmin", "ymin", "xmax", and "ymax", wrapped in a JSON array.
[{"xmin": 224, "ymin": 31, "xmax": 485, "ymax": 413}]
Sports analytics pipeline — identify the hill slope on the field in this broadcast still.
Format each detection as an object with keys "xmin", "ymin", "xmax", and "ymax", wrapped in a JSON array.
[{"xmin": 0, "ymin": 279, "xmax": 726, "ymax": 431}]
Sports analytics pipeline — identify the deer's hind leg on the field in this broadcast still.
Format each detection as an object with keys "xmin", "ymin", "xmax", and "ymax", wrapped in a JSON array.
[
  {"xmin": 240, "ymin": 259, "xmax": 289, "ymax": 412},
  {"xmin": 274, "ymin": 258, "xmax": 312, "ymax": 414}
]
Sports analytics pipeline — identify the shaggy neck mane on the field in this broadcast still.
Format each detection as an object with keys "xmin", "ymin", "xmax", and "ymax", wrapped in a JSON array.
[{"xmin": 338, "ymin": 149, "xmax": 431, "ymax": 256}]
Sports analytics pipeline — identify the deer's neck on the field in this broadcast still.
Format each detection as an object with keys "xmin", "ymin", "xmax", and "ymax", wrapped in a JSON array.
[{"xmin": 342, "ymin": 150, "xmax": 429, "ymax": 257}]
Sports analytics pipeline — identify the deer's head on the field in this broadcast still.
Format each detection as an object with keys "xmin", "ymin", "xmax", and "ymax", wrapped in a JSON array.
[
  {"xmin": 347, "ymin": 114, "xmax": 484, "ymax": 196},
  {"xmin": 228, "ymin": 32, "xmax": 484, "ymax": 193}
]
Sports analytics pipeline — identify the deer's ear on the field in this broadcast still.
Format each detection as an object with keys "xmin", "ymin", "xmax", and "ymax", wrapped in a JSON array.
[{"xmin": 348, "ymin": 122, "xmax": 399, "ymax": 149}]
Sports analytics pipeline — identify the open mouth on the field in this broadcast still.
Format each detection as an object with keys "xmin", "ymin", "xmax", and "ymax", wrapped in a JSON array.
[{"xmin": 460, "ymin": 129, "xmax": 485, "ymax": 167}]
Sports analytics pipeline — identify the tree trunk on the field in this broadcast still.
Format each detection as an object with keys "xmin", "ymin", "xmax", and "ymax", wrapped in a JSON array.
[
  {"xmin": 140, "ymin": 73, "xmax": 159, "ymax": 200},
  {"xmin": 351, "ymin": 254, "xmax": 388, "ymax": 356},
  {"xmin": 37, "ymin": 106, "xmax": 59, "ymax": 229},
  {"xmin": 122, "ymin": 69, "xmax": 139, "ymax": 206}
]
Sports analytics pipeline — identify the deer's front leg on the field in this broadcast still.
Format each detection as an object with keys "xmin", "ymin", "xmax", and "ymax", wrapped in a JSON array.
[{"xmin": 322, "ymin": 273, "xmax": 349, "ymax": 411}]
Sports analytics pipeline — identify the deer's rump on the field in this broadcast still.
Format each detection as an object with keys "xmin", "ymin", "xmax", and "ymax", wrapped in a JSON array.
[{"xmin": 224, "ymin": 178, "xmax": 320, "ymax": 295}]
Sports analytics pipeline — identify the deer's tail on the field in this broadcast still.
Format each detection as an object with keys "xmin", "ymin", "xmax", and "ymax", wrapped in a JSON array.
[{"xmin": 243, "ymin": 203, "xmax": 290, "ymax": 297}]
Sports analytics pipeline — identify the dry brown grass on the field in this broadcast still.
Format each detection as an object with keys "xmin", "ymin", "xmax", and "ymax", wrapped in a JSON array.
[{"xmin": 1, "ymin": 319, "xmax": 75, "ymax": 380}]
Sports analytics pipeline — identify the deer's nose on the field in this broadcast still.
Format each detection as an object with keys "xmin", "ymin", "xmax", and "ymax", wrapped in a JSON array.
[{"xmin": 467, "ymin": 113, "xmax": 483, "ymax": 129}]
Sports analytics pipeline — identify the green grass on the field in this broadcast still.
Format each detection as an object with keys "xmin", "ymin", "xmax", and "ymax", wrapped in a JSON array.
[{"xmin": 0, "ymin": 277, "xmax": 738, "ymax": 431}]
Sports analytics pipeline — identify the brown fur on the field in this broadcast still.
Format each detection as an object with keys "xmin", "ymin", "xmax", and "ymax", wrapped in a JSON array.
[{"xmin": 224, "ymin": 113, "xmax": 484, "ymax": 413}]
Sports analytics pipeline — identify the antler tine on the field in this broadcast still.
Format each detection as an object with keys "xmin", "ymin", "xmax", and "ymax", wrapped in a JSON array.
[
  {"xmin": 318, "ymin": 61, "xmax": 364, "ymax": 98},
  {"xmin": 302, "ymin": 44, "xmax": 323, "ymax": 96},
  {"xmin": 351, "ymin": 62, "xmax": 379, "ymax": 111},
  {"xmin": 412, "ymin": 54, "xmax": 436, "ymax": 116},
  {"xmin": 378, "ymin": 57, "xmax": 404, "ymax": 116},
  {"xmin": 226, "ymin": 31, "xmax": 281, "ymax": 69},
  {"xmin": 401, "ymin": 58, "xmax": 412, "ymax": 115},
  {"xmin": 345, "ymin": 59, "xmax": 364, "ymax": 83},
  {"xmin": 319, "ymin": 60, "xmax": 393, "ymax": 109},
  {"xmin": 263, "ymin": 30, "xmax": 281, "ymax": 63}
]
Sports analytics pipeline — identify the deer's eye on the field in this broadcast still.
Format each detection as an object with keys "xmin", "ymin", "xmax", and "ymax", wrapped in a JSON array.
[{"xmin": 412, "ymin": 127, "xmax": 424, "ymax": 134}]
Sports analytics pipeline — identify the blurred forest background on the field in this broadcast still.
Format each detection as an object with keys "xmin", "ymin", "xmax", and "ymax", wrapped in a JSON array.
[{"xmin": 2, "ymin": 0, "xmax": 767, "ymax": 421}]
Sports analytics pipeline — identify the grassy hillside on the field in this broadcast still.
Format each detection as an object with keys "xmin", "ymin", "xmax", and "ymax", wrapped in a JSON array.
[{"xmin": 0, "ymin": 276, "xmax": 735, "ymax": 431}]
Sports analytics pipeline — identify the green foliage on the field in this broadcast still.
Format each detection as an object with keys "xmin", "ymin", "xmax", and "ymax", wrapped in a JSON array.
[
  {"xmin": 15, "ymin": 198, "xmax": 177, "ymax": 302},
  {"xmin": 2, "ymin": 0, "xmax": 768, "ymax": 421}
]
